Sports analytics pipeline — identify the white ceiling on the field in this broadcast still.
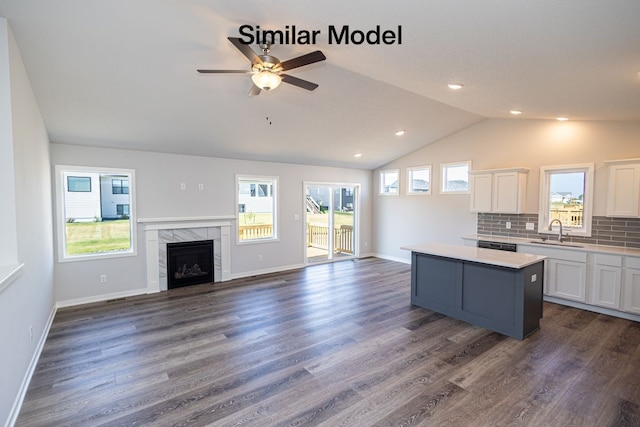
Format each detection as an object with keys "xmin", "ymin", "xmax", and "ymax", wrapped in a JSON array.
[{"xmin": 1, "ymin": 1, "xmax": 639, "ymax": 170}]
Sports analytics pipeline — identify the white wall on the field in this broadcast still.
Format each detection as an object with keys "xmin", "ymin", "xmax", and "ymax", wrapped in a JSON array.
[
  {"xmin": 50, "ymin": 143, "xmax": 373, "ymax": 303},
  {"xmin": 373, "ymin": 119, "xmax": 640, "ymax": 262},
  {"xmin": 0, "ymin": 22, "xmax": 55, "ymax": 426}
]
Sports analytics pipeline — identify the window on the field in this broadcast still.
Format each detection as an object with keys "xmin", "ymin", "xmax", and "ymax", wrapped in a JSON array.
[
  {"xmin": 55, "ymin": 166, "xmax": 136, "ymax": 261},
  {"xmin": 407, "ymin": 166, "xmax": 431, "ymax": 195},
  {"xmin": 441, "ymin": 161, "xmax": 471, "ymax": 194},
  {"xmin": 538, "ymin": 163, "xmax": 594, "ymax": 237},
  {"xmin": 112, "ymin": 178, "xmax": 129, "ymax": 194},
  {"xmin": 67, "ymin": 176, "xmax": 91, "ymax": 192},
  {"xmin": 379, "ymin": 169, "xmax": 399, "ymax": 195},
  {"xmin": 116, "ymin": 204, "xmax": 130, "ymax": 216},
  {"xmin": 237, "ymin": 175, "xmax": 278, "ymax": 243}
]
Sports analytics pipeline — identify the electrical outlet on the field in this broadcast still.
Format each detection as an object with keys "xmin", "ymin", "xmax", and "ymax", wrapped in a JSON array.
[
  {"xmin": 506, "ymin": 221, "xmax": 511, "ymax": 229},
  {"xmin": 180, "ymin": 183, "xmax": 186, "ymax": 190},
  {"xmin": 100, "ymin": 274, "xmax": 107, "ymax": 283},
  {"xmin": 526, "ymin": 222, "xmax": 535, "ymax": 230},
  {"xmin": 29, "ymin": 325, "xmax": 33, "ymax": 341},
  {"xmin": 531, "ymin": 274, "xmax": 537, "ymax": 283},
  {"xmin": 198, "ymin": 183, "xmax": 204, "ymax": 191}
]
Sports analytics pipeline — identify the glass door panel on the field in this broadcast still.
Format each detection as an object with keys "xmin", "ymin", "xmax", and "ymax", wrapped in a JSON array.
[{"xmin": 305, "ymin": 184, "xmax": 356, "ymax": 263}]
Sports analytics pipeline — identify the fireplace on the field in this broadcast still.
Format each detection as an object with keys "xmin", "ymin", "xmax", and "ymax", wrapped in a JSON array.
[{"xmin": 166, "ymin": 240, "xmax": 214, "ymax": 289}]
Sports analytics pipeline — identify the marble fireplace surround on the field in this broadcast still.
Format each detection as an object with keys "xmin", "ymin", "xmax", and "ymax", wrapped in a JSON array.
[{"xmin": 138, "ymin": 216, "xmax": 234, "ymax": 293}]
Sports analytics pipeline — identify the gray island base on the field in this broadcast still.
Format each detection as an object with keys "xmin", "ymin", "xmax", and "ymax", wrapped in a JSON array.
[{"xmin": 402, "ymin": 243, "xmax": 546, "ymax": 340}]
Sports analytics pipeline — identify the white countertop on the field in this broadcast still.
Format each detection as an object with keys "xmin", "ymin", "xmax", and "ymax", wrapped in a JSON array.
[
  {"xmin": 401, "ymin": 242, "xmax": 546, "ymax": 269},
  {"xmin": 463, "ymin": 235, "xmax": 640, "ymax": 257}
]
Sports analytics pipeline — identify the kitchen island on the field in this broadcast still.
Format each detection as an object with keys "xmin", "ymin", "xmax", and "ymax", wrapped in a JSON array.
[{"xmin": 401, "ymin": 243, "xmax": 546, "ymax": 340}]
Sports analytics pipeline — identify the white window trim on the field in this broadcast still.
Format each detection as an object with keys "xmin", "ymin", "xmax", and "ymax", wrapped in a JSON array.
[
  {"xmin": 379, "ymin": 169, "xmax": 400, "ymax": 196},
  {"xmin": 440, "ymin": 161, "xmax": 471, "ymax": 194},
  {"xmin": 407, "ymin": 165, "xmax": 432, "ymax": 195},
  {"xmin": 55, "ymin": 165, "xmax": 137, "ymax": 263},
  {"xmin": 236, "ymin": 174, "xmax": 279, "ymax": 244},
  {"xmin": 538, "ymin": 163, "xmax": 594, "ymax": 237}
]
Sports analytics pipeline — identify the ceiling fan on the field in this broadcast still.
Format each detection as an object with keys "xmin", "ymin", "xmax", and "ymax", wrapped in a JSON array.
[{"xmin": 197, "ymin": 37, "xmax": 326, "ymax": 96}]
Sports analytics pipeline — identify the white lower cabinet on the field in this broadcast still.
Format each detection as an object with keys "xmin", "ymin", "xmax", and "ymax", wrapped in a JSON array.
[
  {"xmin": 548, "ymin": 259, "xmax": 587, "ymax": 302},
  {"xmin": 519, "ymin": 245, "xmax": 588, "ymax": 303},
  {"xmin": 590, "ymin": 253, "xmax": 623, "ymax": 309},
  {"xmin": 623, "ymin": 256, "xmax": 640, "ymax": 315}
]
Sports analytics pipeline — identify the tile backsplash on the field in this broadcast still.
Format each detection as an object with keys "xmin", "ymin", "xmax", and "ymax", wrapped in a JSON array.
[{"xmin": 477, "ymin": 213, "xmax": 640, "ymax": 249}]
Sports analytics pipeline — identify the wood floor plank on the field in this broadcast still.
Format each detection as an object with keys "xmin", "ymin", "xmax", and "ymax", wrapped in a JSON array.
[{"xmin": 15, "ymin": 257, "xmax": 640, "ymax": 426}]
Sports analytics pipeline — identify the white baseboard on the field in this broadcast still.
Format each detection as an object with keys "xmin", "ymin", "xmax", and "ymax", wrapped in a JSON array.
[
  {"xmin": 6, "ymin": 304, "xmax": 56, "ymax": 427},
  {"xmin": 56, "ymin": 288, "xmax": 149, "ymax": 309},
  {"xmin": 372, "ymin": 253, "xmax": 411, "ymax": 264},
  {"xmin": 544, "ymin": 296, "xmax": 640, "ymax": 322}
]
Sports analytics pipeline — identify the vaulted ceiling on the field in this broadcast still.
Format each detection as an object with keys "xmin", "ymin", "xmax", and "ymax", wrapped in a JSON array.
[{"xmin": 1, "ymin": 1, "xmax": 639, "ymax": 169}]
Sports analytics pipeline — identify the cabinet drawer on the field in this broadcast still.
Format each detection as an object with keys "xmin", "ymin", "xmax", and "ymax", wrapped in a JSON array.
[
  {"xmin": 594, "ymin": 253, "xmax": 623, "ymax": 267},
  {"xmin": 627, "ymin": 256, "xmax": 640, "ymax": 270}
]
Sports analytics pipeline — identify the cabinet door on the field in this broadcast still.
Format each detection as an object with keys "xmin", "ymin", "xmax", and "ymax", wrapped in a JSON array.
[
  {"xmin": 547, "ymin": 259, "xmax": 587, "ymax": 302},
  {"xmin": 493, "ymin": 172, "xmax": 519, "ymax": 213},
  {"xmin": 592, "ymin": 264, "xmax": 622, "ymax": 309},
  {"xmin": 623, "ymin": 268, "xmax": 640, "ymax": 314},
  {"xmin": 470, "ymin": 173, "xmax": 493, "ymax": 212},
  {"xmin": 607, "ymin": 164, "xmax": 640, "ymax": 217}
]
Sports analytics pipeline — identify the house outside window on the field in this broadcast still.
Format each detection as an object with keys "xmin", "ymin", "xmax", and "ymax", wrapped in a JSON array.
[
  {"xmin": 112, "ymin": 178, "xmax": 129, "ymax": 194},
  {"xmin": 237, "ymin": 175, "xmax": 278, "ymax": 243},
  {"xmin": 407, "ymin": 166, "xmax": 431, "ymax": 195},
  {"xmin": 379, "ymin": 169, "xmax": 399, "ymax": 195},
  {"xmin": 538, "ymin": 163, "xmax": 594, "ymax": 237},
  {"xmin": 67, "ymin": 176, "xmax": 91, "ymax": 192},
  {"xmin": 116, "ymin": 204, "xmax": 130, "ymax": 217},
  {"xmin": 441, "ymin": 161, "xmax": 471, "ymax": 194},
  {"xmin": 55, "ymin": 166, "xmax": 136, "ymax": 261}
]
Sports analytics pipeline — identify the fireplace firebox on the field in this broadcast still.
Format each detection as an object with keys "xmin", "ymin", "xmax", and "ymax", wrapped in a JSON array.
[{"xmin": 166, "ymin": 240, "xmax": 214, "ymax": 289}]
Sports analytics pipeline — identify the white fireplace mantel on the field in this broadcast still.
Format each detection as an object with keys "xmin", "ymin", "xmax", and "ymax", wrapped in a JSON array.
[{"xmin": 139, "ymin": 216, "xmax": 235, "ymax": 293}]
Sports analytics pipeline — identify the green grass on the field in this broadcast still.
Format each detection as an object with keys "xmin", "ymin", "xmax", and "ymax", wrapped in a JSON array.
[
  {"xmin": 65, "ymin": 220, "xmax": 131, "ymax": 255},
  {"xmin": 307, "ymin": 211, "xmax": 354, "ymax": 226}
]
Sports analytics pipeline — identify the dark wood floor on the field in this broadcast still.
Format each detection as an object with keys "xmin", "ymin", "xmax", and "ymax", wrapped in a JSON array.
[{"xmin": 16, "ymin": 258, "xmax": 640, "ymax": 426}]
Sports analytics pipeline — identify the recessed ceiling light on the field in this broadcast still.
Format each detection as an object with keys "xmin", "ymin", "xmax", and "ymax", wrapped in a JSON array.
[
  {"xmin": 353, "ymin": 153, "xmax": 363, "ymax": 158},
  {"xmin": 510, "ymin": 110, "xmax": 523, "ymax": 115},
  {"xmin": 556, "ymin": 117, "xmax": 569, "ymax": 121},
  {"xmin": 395, "ymin": 130, "xmax": 405, "ymax": 136},
  {"xmin": 447, "ymin": 83, "xmax": 464, "ymax": 90}
]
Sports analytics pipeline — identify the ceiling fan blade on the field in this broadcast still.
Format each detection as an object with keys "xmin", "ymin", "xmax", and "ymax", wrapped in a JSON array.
[
  {"xmin": 248, "ymin": 84, "xmax": 262, "ymax": 96},
  {"xmin": 197, "ymin": 69, "xmax": 249, "ymax": 74},
  {"xmin": 228, "ymin": 37, "xmax": 263, "ymax": 65},
  {"xmin": 279, "ymin": 51, "xmax": 326, "ymax": 71},
  {"xmin": 281, "ymin": 74, "xmax": 319, "ymax": 91}
]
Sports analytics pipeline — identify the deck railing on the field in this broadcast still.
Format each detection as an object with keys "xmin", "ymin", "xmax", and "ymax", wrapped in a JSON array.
[
  {"xmin": 550, "ymin": 209, "xmax": 583, "ymax": 227},
  {"xmin": 238, "ymin": 223, "xmax": 354, "ymax": 255},
  {"xmin": 307, "ymin": 223, "xmax": 354, "ymax": 254},
  {"xmin": 238, "ymin": 224, "xmax": 273, "ymax": 241}
]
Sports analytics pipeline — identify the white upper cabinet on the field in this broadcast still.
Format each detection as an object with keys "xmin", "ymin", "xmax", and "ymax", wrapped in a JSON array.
[
  {"xmin": 605, "ymin": 159, "xmax": 640, "ymax": 218},
  {"xmin": 469, "ymin": 168, "xmax": 528, "ymax": 213}
]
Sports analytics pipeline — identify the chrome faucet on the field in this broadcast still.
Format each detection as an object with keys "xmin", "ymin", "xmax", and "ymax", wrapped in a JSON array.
[{"xmin": 548, "ymin": 219, "xmax": 564, "ymax": 242}]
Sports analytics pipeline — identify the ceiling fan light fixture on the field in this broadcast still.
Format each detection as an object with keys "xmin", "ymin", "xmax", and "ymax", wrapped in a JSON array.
[{"xmin": 252, "ymin": 70, "xmax": 282, "ymax": 91}]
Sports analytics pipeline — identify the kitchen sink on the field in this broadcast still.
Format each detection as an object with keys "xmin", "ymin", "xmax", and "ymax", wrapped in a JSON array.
[{"xmin": 528, "ymin": 240, "xmax": 584, "ymax": 248}]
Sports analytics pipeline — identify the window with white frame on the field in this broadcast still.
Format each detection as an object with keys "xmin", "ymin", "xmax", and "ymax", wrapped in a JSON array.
[
  {"xmin": 407, "ymin": 166, "xmax": 431, "ymax": 195},
  {"xmin": 538, "ymin": 163, "xmax": 594, "ymax": 237},
  {"xmin": 441, "ymin": 161, "xmax": 471, "ymax": 194},
  {"xmin": 55, "ymin": 165, "xmax": 136, "ymax": 262},
  {"xmin": 379, "ymin": 169, "xmax": 399, "ymax": 195},
  {"xmin": 237, "ymin": 175, "xmax": 278, "ymax": 243}
]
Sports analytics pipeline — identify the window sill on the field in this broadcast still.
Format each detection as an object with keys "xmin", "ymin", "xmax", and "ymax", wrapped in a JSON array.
[{"xmin": 0, "ymin": 263, "xmax": 24, "ymax": 294}]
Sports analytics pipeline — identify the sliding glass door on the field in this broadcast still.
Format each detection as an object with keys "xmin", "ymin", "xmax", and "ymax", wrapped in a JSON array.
[{"xmin": 305, "ymin": 183, "xmax": 357, "ymax": 263}]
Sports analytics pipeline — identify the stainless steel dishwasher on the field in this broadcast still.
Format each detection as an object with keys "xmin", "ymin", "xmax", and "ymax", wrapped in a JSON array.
[{"xmin": 477, "ymin": 240, "xmax": 517, "ymax": 252}]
